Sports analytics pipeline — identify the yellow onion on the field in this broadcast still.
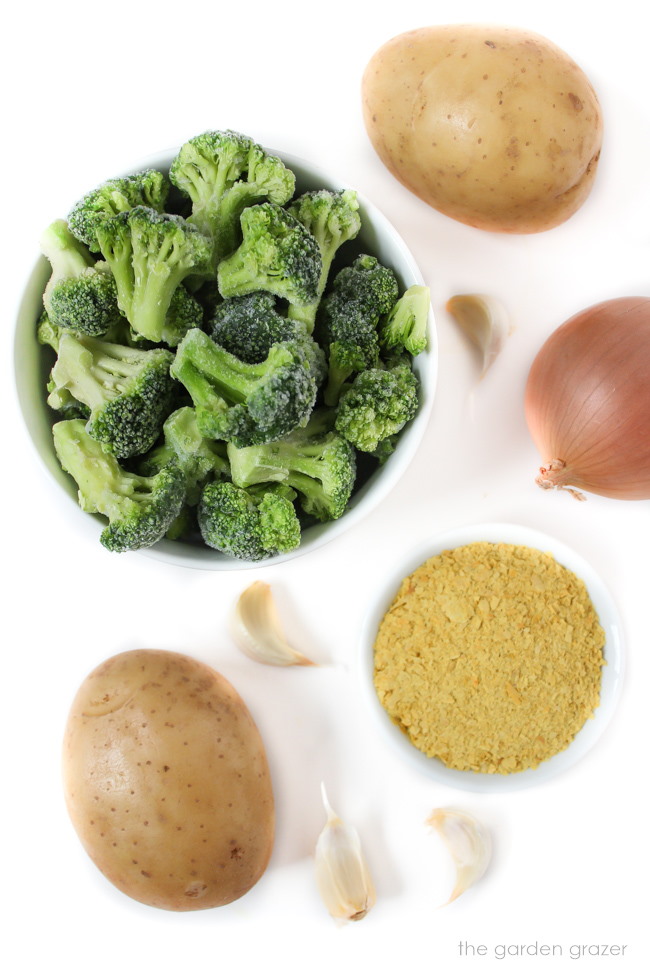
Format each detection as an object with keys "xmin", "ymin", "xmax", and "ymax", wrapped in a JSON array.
[{"xmin": 525, "ymin": 296, "xmax": 650, "ymax": 500}]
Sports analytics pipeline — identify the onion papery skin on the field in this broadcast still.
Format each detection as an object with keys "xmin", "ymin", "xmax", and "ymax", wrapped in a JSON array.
[{"xmin": 524, "ymin": 296, "xmax": 650, "ymax": 500}]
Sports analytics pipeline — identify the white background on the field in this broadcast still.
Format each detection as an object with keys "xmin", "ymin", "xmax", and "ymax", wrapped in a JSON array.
[{"xmin": 2, "ymin": 0, "xmax": 649, "ymax": 972}]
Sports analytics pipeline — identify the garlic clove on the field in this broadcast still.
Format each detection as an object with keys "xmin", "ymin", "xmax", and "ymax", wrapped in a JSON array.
[
  {"xmin": 230, "ymin": 581, "xmax": 315, "ymax": 667},
  {"xmin": 446, "ymin": 293, "xmax": 511, "ymax": 376},
  {"xmin": 427, "ymin": 807, "xmax": 491, "ymax": 905},
  {"xmin": 315, "ymin": 783, "xmax": 376, "ymax": 922}
]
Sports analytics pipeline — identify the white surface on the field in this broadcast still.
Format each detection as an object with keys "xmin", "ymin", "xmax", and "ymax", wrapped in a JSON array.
[{"xmin": 2, "ymin": 1, "xmax": 648, "ymax": 973}]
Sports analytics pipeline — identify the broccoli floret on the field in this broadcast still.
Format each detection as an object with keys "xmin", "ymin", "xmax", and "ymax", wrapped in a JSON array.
[
  {"xmin": 40, "ymin": 220, "xmax": 123, "ymax": 337},
  {"xmin": 171, "ymin": 328, "xmax": 317, "ymax": 447},
  {"xmin": 209, "ymin": 292, "xmax": 297, "ymax": 362},
  {"xmin": 217, "ymin": 203, "xmax": 321, "ymax": 307},
  {"xmin": 208, "ymin": 291, "xmax": 327, "ymax": 393},
  {"xmin": 37, "ymin": 306, "xmax": 150, "ymax": 355},
  {"xmin": 37, "ymin": 309, "xmax": 62, "ymax": 352},
  {"xmin": 316, "ymin": 254, "xmax": 400, "ymax": 406},
  {"xmin": 287, "ymin": 188, "xmax": 361, "ymax": 331},
  {"xmin": 370, "ymin": 434, "xmax": 399, "ymax": 465},
  {"xmin": 198, "ymin": 480, "xmax": 301, "ymax": 561},
  {"xmin": 323, "ymin": 253, "xmax": 400, "ymax": 320},
  {"xmin": 335, "ymin": 357, "xmax": 420, "ymax": 452},
  {"xmin": 227, "ymin": 410, "xmax": 356, "ymax": 522},
  {"xmin": 165, "ymin": 504, "xmax": 198, "ymax": 541},
  {"xmin": 141, "ymin": 406, "xmax": 229, "ymax": 505},
  {"xmin": 169, "ymin": 130, "xmax": 296, "ymax": 261},
  {"xmin": 46, "ymin": 375, "xmax": 90, "ymax": 420},
  {"xmin": 96, "ymin": 206, "xmax": 213, "ymax": 343},
  {"xmin": 68, "ymin": 169, "xmax": 170, "ymax": 252},
  {"xmin": 379, "ymin": 285, "xmax": 430, "ymax": 357},
  {"xmin": 49, "ymin": 333, "xmax": 176, "ymax": 458},
  {"xmin": 162, "ymin": 285, "xmax": 204, "ymax": 347},
  {"xmin": 52, "ymin": 419, "xmax": 185, "ymax": 553}
]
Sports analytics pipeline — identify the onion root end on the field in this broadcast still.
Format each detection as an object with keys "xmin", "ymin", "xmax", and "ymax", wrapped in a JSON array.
[{"xmin": 535, "ymin": 459, "xmax": 587, "ymax": 501}]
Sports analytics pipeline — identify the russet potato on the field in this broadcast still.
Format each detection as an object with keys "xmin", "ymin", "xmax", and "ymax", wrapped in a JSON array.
[
  {"xmin": 362, "ymin": 25, "xmax": 603, "ymax": 233},
  {"xmin": 62, "ymin": 648, "xmax": 274, "ymax": 911}
]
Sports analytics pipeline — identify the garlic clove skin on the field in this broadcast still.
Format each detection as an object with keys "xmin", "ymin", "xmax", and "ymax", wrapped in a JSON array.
[
  {"xmin": 446, "ymin": 293, "xmax": 511, "ymax": 376},
  {"xmin": 230, "ymin": 581, "xmax": 315, "ymax": 667},
  {"xmin": 315, "ymin": 784, "xmax": 376, "ymax": 922},
  {"xmin": 427, "ymin": 807, "xmax": 491, "ymax": 905}
]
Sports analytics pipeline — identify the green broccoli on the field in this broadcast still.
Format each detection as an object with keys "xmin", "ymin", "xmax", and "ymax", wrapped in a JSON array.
[
  {"xmin": 169, "ymin": 129, "xmax": 295, "ymax": 261},
  {"xmin": 96, "ymin": 206, "xmax": 213, "ymax": 343},
  {"xmin": 67, "ymin": 169, "xmax": 170, "ymax": 252},
  {"xmin": 37, "ymin": 309, "xmax": 62, "ymax": 352},
  {"xmin": 227, "ymin": 410, "xmax": 357, "ymax": 522},
  {"xmin": 216, "ymin": 203, "xmax": 322, "ymax": 307},
  {"xmin": 38, "ymin": 309, "xmax": 142, "ymax": 422},
  {"xmin": 370, "ymin": 434, "xmax": 399, "ymax": 465},
  {"xmin": 379, "ymin": 284, "xmax": 430, "ymax": 357},
  {"xmin": 164, "ymin": 505, "xmax": 198, "ymax": 542},
  {"xmin": 198, "ymin": 480, "xmax": 301, "ymax": 561},
  {"xmin": 48, "ymin": 333, "xmax": 176, "ymax": 458},
  {"xmin": 40, "ymin": 220, "xmax": 123, "ymax": 337},
  {"xmin": 287, "ymin": 188, "xmax": 361, "ymax": 331},
  {"xmin": 163, "ymin": 285, "xmax": 204, "ymax": 347},
  {"xmin": 140, "ymin": 406, "xmax": 229, "ymax": 505},
  {"xmin": 326, "ymin": 253, "xmax": 400, "ymax": 317},
  {"xmin": 171, "ymin": 328, "xmax": 317, "ymax": 447},
  {"xmin": 52, "ymin": 419, "xmax": 185, "ymax": 553},
  {"xmin": 208, "ymin": 291, "xmax": 326, "ymax": 390},
  {"xmin": 37, "ymin": 306, "xmax": 151, "ymax": 354},
  {"xmin": 45, "ymin": 378, "xmax": 90, "ymax": 420},
  {"xmin": 209, "ymin": 291, "xmax": 298, "ymax": 363},
  {"xmin": 316, "ymin": 254, "xmax": 400, "ymax": 405},
  {"xmin": 335, "ymin": 357, "xmax": 420, "ymax": 452}
]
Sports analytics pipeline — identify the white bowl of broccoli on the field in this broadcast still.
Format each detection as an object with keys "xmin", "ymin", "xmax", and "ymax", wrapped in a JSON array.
[{"xmin": 14, "ymin": 131, "xmax": 437, "ymax": 569}]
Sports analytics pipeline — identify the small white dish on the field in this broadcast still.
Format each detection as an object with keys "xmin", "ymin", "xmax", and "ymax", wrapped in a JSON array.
[
  {"xmin": 359, "ymin": 522, "xmax": 624, "ymax": 792},
  {"xmin": 14, "ymin": 146, "xmax": 437, "ymax": 569}
]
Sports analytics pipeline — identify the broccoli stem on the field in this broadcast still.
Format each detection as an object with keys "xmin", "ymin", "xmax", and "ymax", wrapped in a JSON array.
[
  {"xmin": 40, "ymin": 220, "xmax": 93, "ymax": 280},
  {"xmin": 129, "ymin": 260, "xmax": 185, "ymax": 343},
  {"xmin": 51, "ymin": 334, "xmax": 154, "ymax": 411},
  {"xmin": 53, "ymin": 419, "xmax": 153, "ymax": 520},
  {"xmin": 287, "ymin": 301, "xmax": 318, "ymax": 331},
  {"xmin": 170, "ymin": 356, "xmax": 230, "ymax": 417},
  {"xmin": 216, "ymin": 260, "xmax": 268, "ymax": 299}
]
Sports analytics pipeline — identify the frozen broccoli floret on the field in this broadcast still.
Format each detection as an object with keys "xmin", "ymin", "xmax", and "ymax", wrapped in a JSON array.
[
  {"xmin": 217, "ymin": 202, "xmax": 322, "ymax": 308},
  {"xmin": 209, "ymin": 292, "xmax": 297, "ymax": 362},
  {"xmin": 37, "ymin": 309, "xmax": 62, "ymax": 352},
  {"xmin": 48, "ymin": 333, "xmax": 176, "ymax": 457},
  {"xmin": 96, "ymin": 206, "xmax": 213, "ymax": 343},
  {"xmin": 379, "ymin": 285, "xmax": 430, "ymax": 357},
  {"xmin": 169, "ymin": 129, "xmax": 296, "ymax": 261},
  {"xmin": 68, "ymin": 169, "xmax": 170, "ymax": 251},
  {"xmin": 53, "ymin": 419, "xmax": 185, "ymax": 553},
  {"xmin": 140, "ymin": 406, "xmax": 229, "ymax": 505},
  {"xmin": 162, "ymin": 286, "xmax": 204, "ymax": 347},
  {"xmin": 227, "ymin": 410, "xmax": 357, "ymax": 522},
  {"xmin": 335, "ymin": 357, "xmax": 420, "ymax": 452},
  {"xmin": 198, "ymin": 480, "xmax": 301, "ymax": 561},
  {"xmin": 287, "ymin": 188, "xmax": 361, "ymax": 331},
  {"xmin": 40, "ymin": 220, "xmax": 122, "ymax": 337},
  {"xmin": 316, "ymin": 254, "xmax": 400, "ymax": 405},
  {"xmin": 171, "ymin": 328, "xmax": 317, "ymax": 447},
  {"xmin": 208, "ymin": 291, "xmax": 326, "ymax": 389},
  {"xmin": 45, "ymin": 375, "xmax": 90, "ymax": 420}
]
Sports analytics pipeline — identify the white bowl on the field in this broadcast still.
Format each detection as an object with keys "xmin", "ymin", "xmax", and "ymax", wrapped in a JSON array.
[
  {"xmin": 14, "ymin": 147, "xmax": 437, "ymax": 569},
  {"xmin": 359, "ymin": 522, "xmax": 624, "ymax": 792}
]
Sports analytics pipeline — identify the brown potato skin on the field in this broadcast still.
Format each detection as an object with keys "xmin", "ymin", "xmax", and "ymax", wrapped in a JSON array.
[
  {"xmin": 62, "ymin": 649, "xmax": 275, "ymax": 911},
  {"xmin": 362, "ymin": 25, "xmax": 603, "ymax": 233}
]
